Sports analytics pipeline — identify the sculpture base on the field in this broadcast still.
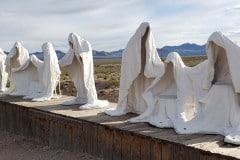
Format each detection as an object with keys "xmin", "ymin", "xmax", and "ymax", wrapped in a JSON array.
[{"xmin": 0, "ymin": 95, "xmax": 239, "ymax": 160}]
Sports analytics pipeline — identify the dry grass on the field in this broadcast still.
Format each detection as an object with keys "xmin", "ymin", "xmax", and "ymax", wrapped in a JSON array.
[
  {"xmin": 182, "ymin": 56, "xmax": 207, "ymax": 67},
  {"xmin": 60, "ymin": 56, "xmax": 207, "ymax": 103}
]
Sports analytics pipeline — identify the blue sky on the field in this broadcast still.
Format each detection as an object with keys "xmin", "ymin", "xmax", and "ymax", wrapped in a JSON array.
[{"xmin": 1, "ymin": 0, "xmax": 240, "ymax": 52}]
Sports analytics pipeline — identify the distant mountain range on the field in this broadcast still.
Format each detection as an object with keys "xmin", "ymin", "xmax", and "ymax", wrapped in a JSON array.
[
  {"xmin": 4, "ymin": 43, "xmax": 206, "ymax": 60},
  {"xmin": 158, "ymin": 43, "xmax": 206, "ymax": 57},
  {"xmin": 31, "ymin": 51, "xmax": 66, "ymax": 60},
  {"xmin": 92, "ymin": 43, "xmax": 206, "ymax": 59},
  {"xmin": 92, "ymin": 49, "xmax": 124, "ymax": 59}
]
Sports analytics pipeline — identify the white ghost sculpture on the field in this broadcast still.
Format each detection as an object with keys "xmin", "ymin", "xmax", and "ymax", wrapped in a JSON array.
[
  {"xmin": 186, "ymin": 32, "xmax": 240, "ymax": 145},
  {"xmin": 128, "ymin": 31, "xmax": 240, "ymax": 145},
  {"xmin": 0, "ymin": 48, "xmax": 8, "ymax": 92},
  {"xmin": 129, "ymin": 52, "xmax": 208, "ymax": 127},
  {"xmin": 4, "ymin": 42, "xmax": 30, "ymax": 94},
  {"xmin": 59, "ymin": 33, "xmax": 109, "ymax": 109},
  {"xmin": 8, "ymin": 42, "xmax": 61, "ymax": 101},
  {"xmin": 28, "ymin": 42, "xmax": 61, "ymax": 101},
  {"xmin": 105, "ymin": 22, "xmax": 165, "ymax": 116},
  {"xmin": 171, "ymin": 32, "xmax": 240, "ymax": 144}
]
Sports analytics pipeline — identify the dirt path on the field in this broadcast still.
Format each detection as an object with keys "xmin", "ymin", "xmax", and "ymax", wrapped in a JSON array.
[{"xmin": 0, "ymin": 131, "xmax": 102, "ymax": 160}]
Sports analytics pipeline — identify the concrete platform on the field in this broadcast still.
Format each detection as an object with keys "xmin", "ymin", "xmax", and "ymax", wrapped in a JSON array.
[{"xmin": 0, "ymin": 95, "xmax": 240, "ymax": 160}]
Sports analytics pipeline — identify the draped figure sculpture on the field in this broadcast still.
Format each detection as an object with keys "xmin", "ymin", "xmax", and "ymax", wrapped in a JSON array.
[
  {"xmin": 59, "ymin": 33, "xmax": 109, "ymax": 109},
  {"xmin": 7, "ymin": 42, "xmax": 61, "ymax": 101},
  {"xmin": 0, "ymin": 48, "xmax": 8, "ymax": 91},
  {"xmin": 129, "ymin": 52, "xmax": 208, "ymax": 127},
  {"xmin": 105, "ymin": 22, "xmax": 165, "ymax": 116},
  {"xmin": 190, "ymin": 32, "xmax": 240, "ymax": 145},
  {"xmin": 4, "ymin": 42, "xmax": 29, "ymax": 94},
  {"xmin": 26, "ymin": 42, "xmax": 61, "ymax": 101},
  {"xmin": 128, "ymin": 31, "xmax": 240, "ymax": 145}
]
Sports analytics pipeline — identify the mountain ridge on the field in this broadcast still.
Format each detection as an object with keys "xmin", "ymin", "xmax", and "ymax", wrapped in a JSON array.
[
  {"xmin": 4, "ymin": 43, "xmax": 206, "ymax": 60},
  {"xmin": 92, "ymin": 43, "xmax": 206, "ymax": 59}
]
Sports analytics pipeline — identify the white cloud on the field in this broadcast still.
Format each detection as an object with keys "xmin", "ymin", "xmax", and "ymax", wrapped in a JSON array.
[
  {"xmin": 0, "ymin": 0, "xmax": 240, "ymax": 52},
  {"xmin": 232, "ymin": 4, "xmax": 240, "ymax": 10},
  {"xmin": 150, "ymin": 0, "xmax": 240, "ymax": 47}
]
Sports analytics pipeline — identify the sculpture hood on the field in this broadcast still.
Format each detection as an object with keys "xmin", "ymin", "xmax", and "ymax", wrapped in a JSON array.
[{"xmin": 204, "ymin": 32, "xmax": 240, "ymax": 93}]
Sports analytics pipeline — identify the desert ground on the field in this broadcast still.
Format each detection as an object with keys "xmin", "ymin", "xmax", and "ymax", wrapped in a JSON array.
[{"xmin": 0, "ymin": 131, "xmax": 102, "ymax": 160}]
